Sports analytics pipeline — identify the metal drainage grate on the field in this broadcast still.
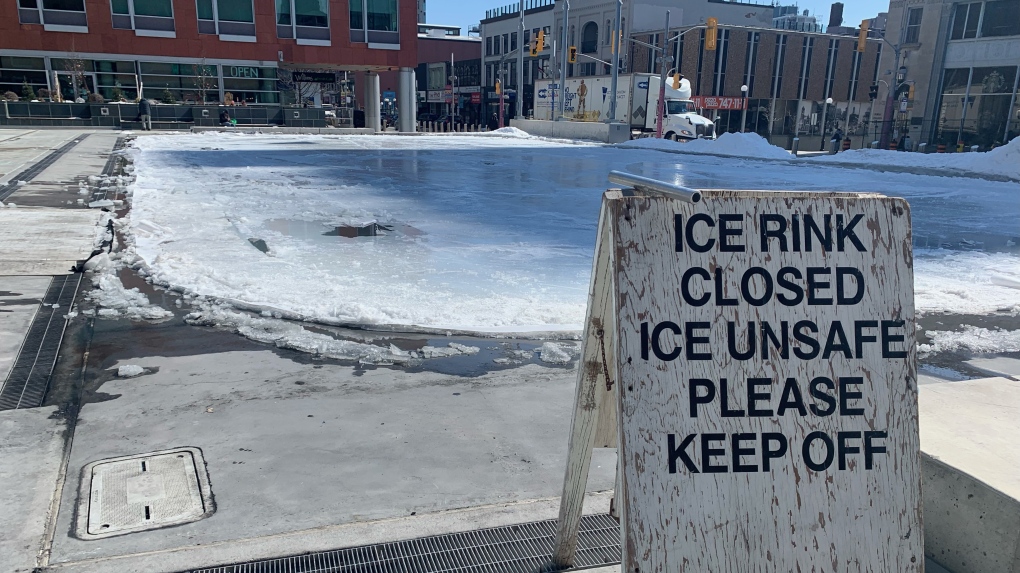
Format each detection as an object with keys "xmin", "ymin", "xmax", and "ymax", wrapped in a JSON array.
[
  {"xmin": 0, "ymin": 134, "xmax": 90, "ymax": 201},
  {"xmin": 0, "ymin": 274, "xmax": 82, "ymax": 410},
  {"xmin": 185, "ymin": 513, "xmax": 621, "ymax": 573}
]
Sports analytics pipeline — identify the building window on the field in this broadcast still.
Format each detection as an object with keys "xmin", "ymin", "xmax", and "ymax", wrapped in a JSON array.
[
  {"xmin": 981, "ymin": 1, "xmax": 1020, "ymax": 37},
  {"xmin": 197, "ymin": 0, "xmax": 255, "ymax": 37},
  {"xmin": 771, "ymin": 34, "xmax": 787, "ymax": 98},
  {"xmin": 0, "ymin": 56, "xmax": 47, "ymax": 98},
  {"xmin": 951, "ymin": 3, "xmax": 982, "ymax": 40},
  {"xmin": 712, "ymin": 29, "xmax": 728, "ymax": 96},
  {"xmin": 936, "ymin": 66, "xmax": 1017, "ymax": 148},
  {"xmin": 579, "ymin": 62, "xmax": 596, "ymax": 76},
  {"xmin": 904, "ymin": 7, "xmax": 922, "ymax": 44},
  {"xmin": 486, "ymin": 36, "xmax": 492, "ymax": 56},
  {"xmin": 350, "ymin": 0, "xmax": 399, "ymax": 44},
  {"xmin": 581, "ymin": 21, "xmax": 598, "ymax": 53},
  {"xmin": 277, "ymin": 0, "xmax": 329, "ymax": 42},
  {"xmin": 18, "ymin": 0, "xmax": 88, "ymax": 28},
  {"xmin": 798, "ymin": 36, "xmax": 814, "ymax": 99},
  {"xmin": 111, "ymin": 0, "xmax": 175, "ymax": 34},
  {"xmin": 511, "ymin": 31, "xmax": 517, "ymax": 51}
]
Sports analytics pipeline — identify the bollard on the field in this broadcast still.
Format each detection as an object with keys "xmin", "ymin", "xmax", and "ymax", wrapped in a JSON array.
[
  {"xmin": 918, "ymin": 143, "xmax": 927, "ymax": 154},
  {"xmin": 889, "ymin": 140, "xmax": 898, "ymax": 151},
  {"xmin": 937, "ymin": 143, "xmax": 946, "ymax": 153},
  {"xmin": 791, "ymin": 137, "xmax": 800, "ymax": 156},
  {"xmin": 842, "ymin": 137, "xmax": 851, "ymax": 151}
]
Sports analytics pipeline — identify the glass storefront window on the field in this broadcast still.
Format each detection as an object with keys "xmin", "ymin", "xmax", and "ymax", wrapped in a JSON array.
[
  {"xmin": 1, "ymin": 56, "xmax": 46, "ymax": 70},
  {"xmin": 981, "ymin": 0, "xmax": 1020, "ymax": 38},
  {"xmin": 937, "ymin": 65, "xmax": 1020, "ymax": 148}
]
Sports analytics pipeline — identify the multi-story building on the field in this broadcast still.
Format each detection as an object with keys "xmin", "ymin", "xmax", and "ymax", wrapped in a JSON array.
[
  {"xmin": 1, "ymin": 0, "xmax": 419, "ymax": 130},
  {"xmin": 624, "ymin": 19, "xmax": 884, "ymax": 142},
  {"xmin": 773, "ymin": 7, "xmax": 823, "ymax": 33},
  {"xmin": 379, "ymin": 29, "xmax": 482, "ymax": 123},
  {"xmin": 874, "ymin": 0, "xmax": 1019, "ymax": 149},
  {"xmin": 480, "ymin": 0, "xmax": 555, "ymax": 121}
]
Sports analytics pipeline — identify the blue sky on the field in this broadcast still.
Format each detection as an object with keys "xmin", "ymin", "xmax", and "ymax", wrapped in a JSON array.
[{"xmin": 425, "ymin": 0, "xmax": 891, "ymax": 34}]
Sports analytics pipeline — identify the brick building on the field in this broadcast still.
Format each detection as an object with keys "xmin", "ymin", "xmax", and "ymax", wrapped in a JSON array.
[{"xmin": 1, "ymin": 0, "xmax": 420, "ymax": 130}]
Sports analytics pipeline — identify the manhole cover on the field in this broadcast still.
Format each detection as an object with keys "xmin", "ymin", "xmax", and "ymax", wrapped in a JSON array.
[{"xmin": 75, "ymin": 447, "xmax": 214, "ymax": 540}]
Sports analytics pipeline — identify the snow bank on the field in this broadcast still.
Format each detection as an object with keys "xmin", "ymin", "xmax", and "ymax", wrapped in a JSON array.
[
  {"xmin": 914, "ymin": 251, "xmax": 1020, "ymax": 316},
  {"xmin": 919, "ymin": 326, "xmax": 1020, "ymax": 356},
  {"xmin": 619, "ymin": 132, "xmax": 793, "ymax": 161},
  {"xmin": 85, "ymin": 272, "xmax": 173, "ymax": 321},
  {"xmin": 810, "ymin": 137, "xmax": 1020, "ymax": 181},
  {"xmin": 184, "ymin": 303, "xmax": 414, "ymax": 364}
]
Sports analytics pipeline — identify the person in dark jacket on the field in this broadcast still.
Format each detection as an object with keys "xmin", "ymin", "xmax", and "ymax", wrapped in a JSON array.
[
  {"xmin": 138, "ymin": 98, "xmax": 152, "ymax": 131},
  {"xmin": 220, "ymin": 109, "xmax": 231, "ymax": 126}
]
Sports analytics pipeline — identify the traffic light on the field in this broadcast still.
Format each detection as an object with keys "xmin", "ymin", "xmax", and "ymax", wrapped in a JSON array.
[
  {"xmin": 869, "ymin": 84, "xmax": 878, "ymax": 100},
  {"xmin": 706, "ymin": 17, "xmax": 718, "ymax": 51},
  {"xmin": 530, "ymin": 39, "xmax": 539, "ymax": 57},
  {"xmin": 672, "ymin": 72, "xmax": 681, "ymax": 89},
  {"xmin": 495, "ymin": 79, "xmax": 501, "ymax": 95},
  {"xmin": 536, "ymin": 29, "xmax": 545, "ymax": 52},
  {"xmin": 857, "ymin": 20, "xmax": 870, "ymax": 53},
  {"xmin": 568, "ymin": 46, "xmax": 578, "ymax": 64}
]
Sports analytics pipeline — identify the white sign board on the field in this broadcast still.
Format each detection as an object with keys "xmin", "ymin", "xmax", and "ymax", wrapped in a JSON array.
[{"xmin": 611, "ymin": 191, "xmax": 923, "ymax": 571}]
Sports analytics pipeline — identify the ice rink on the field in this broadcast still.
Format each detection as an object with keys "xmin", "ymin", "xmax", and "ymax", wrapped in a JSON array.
[{"xmin": 124, "ymin": 132, "xmax": 1020, "ymax": 339}]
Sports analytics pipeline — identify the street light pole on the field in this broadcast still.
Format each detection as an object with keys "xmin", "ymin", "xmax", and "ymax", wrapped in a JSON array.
[
  {"xmin": 558, "ymin": 0, "xmax": 569, "ymax": 119},
  {"xmin": 608, "ymin": 0, "xmax": 622, "ymax": 121},
  {"xmin": 654, "ymin": 10, "xmax": 671, "ymax": 139},
  {"xmin": 819, "ymin": 96, "xmax": 832, "ymax": 150},
  {"xmin": 517, "ymin": 1, "xmax": 525, "ymax": 119},
  {"xmin": 740, "ymin": 84, "xmax": 748, "ymax": 132}
]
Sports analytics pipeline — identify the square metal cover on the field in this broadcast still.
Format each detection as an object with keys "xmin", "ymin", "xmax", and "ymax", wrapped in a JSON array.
[{"xmin": 75, "ymin": 447, "xmax": 214, "ymax": 540}]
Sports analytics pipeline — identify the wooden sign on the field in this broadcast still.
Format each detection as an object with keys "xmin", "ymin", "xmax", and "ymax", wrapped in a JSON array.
[{"xmin": 553, "ymin": 188, "xmax": 923, "ymax": 572}]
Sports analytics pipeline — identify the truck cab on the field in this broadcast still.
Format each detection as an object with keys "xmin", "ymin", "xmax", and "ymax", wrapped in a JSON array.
[{"xmin": 646, "ymin": 77, "xmax": 716, "ymax": 141}]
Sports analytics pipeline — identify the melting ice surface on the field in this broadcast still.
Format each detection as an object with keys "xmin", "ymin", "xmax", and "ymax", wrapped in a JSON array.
[{"xmin": 128, "ymin": 133, "xmax": 1020, "ymax": 334}]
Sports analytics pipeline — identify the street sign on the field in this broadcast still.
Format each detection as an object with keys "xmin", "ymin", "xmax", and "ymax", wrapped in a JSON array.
[
  {"xmin": 470, "ymin": 92, "xmax": 481, "ymax": 105},
  {"xmin": 690, "ymin": 96, "xmax": 747, "ymax": 110},
  {"xmin": 552, "ymin": 184, "xmax": 923, "ymax": 572}
]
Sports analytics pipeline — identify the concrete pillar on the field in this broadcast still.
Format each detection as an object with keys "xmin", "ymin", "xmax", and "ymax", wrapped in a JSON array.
[
  {"xmin": 398, "ymin": 67, "xmax": 416, "ymax": 133},
  {"xmin": 362, "ymin": 71, "xmax": 381, "ymax": 132}
]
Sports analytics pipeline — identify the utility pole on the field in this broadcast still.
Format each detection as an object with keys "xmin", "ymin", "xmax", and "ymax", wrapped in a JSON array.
[
  {"xmin": 558, "ymin": 0, "xmax": 569, "ymax": 119},
  {"xmin": 654, "ymin": 10, "xmax": 671, "ymax": 139},
  {"xmin": 608, "ymin": 0, "xmax": 622, "ymax": 121},
  {"xmin": 517, "ymin": 1, "xmax": 525, "ymax": 119}
]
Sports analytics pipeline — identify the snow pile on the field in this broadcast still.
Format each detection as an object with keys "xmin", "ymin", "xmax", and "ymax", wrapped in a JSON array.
[
  {"xmin": 811, "ymin": 138, "xmax": 1020, "ymax": 181},
  {"xmin": 490, "ymin": 127, "xmax": 533, "ymax": 138},
  {"xmin": 919, "ymin": 326, "xmax": 1020, "ymax": 356},
  {"xmin": 116, "ymin": 365, "xmax": 146, "ymax": 378},
  {"xmin": 914, "ymin": 251, "xmax": 1020, "ymax": 316},
  {"xmin": 620, "ymin": 132, "xmax": 793, "ymax": 160},
  {"xmin": 539, "ymin": 341, "xmax": 579, "ymax": 365},
  {"xmin": 85, "ymin": 272, "xmax": 173, "ymax": 320},
  {"xmin": 184, "ymin": 303, "xmax": 412, "ymax": 364}
]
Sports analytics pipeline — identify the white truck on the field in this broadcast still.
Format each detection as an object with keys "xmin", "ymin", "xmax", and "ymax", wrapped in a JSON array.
[{"xmin": 532, "ymin": 73, "xmax": 716, "ymax": 141}]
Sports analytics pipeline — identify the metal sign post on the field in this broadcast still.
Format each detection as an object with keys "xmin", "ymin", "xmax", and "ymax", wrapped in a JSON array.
[{"xmin": 552, "ymin": 174, "xmax": 923, "ymax": 572}]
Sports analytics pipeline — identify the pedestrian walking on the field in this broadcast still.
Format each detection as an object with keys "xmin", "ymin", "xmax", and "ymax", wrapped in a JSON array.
[{"xmin": 138, "ymin": 98, "xmax": 152, "ymax": 131}]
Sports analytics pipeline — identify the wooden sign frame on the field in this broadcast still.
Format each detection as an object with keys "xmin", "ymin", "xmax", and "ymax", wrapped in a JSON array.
[{"xmin": 553, "ymin": 188, "xmax": 923, "ymax": 572}]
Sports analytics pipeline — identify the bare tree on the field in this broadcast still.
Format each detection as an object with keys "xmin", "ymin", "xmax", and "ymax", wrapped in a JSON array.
[
  {"xmin": 195, "ymin": 60, "xmax": 218, "ymax": 104},
  {"xmin": 63, "ymin": 39, "xmax": 89, "ymax": 101}
]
